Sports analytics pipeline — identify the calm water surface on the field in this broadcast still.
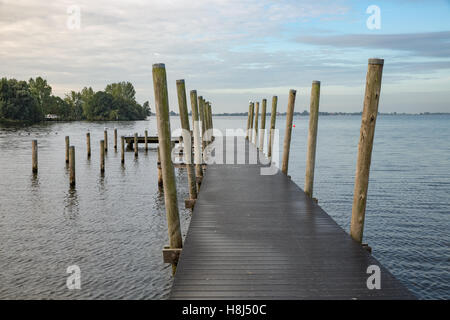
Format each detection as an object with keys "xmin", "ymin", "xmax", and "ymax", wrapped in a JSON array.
[{"xmin": 0, "ymin": 115, "xmax": 449, "ymax": 299}]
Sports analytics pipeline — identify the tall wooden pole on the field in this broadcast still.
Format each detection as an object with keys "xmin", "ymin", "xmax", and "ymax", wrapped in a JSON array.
[
  {"xmin": 249, "ymin": 102, "xmax": 254, "ymax": 142},
  {"xmin": 157, "ymin": 146, "xmax": 163, "ymax": 188},
  {"xmin": 176, "ymin": 79, "xmax": 197, "ymax": 202},
  {"xmin": 86, "ymin": 132, "xmax": 91, "ymax": 158},
  {"xmin": 69, "ymin": 146, "xmax": 75, "ymax": 187},
  {"xmin": 145, "ymin": 130, "xmax": 148, "ymax": 151},
  {"xmin": 100, "ymin": 140, "xmax": 105, "ymax": 173},
  {"xmin": 253, "ymin": 102, "xmax": 259, "ymax": 146},
  {"xmin": 65, "ymin": 136, "xmax": 70, "ymax": 163},
  {"xmin": 268, "ymin": 96, "xmax": 278, "ymax": 161},
  {"xmin": 121, "ymin": 136, "xmax": 125, "ymax": 164},
  {"xmin": 190, "ymin": 90, "xmax": 203, "ymax": 184},
  {"xmin": 350, "ymin": 58, "xmax": 384, "ymax": 244},
  {"xmin": 198, "ymin": 96, "xmax": 206, "ymax": 152},
  {"xmin": 304, "ymin": 81, "xmax": 320, "ymax": 198},
  {"xmin": 32, "ymin": 140, "xmax": 38, "ymax": 173},
  {"xmin": 104, "ymin": 129, "xmax": 108, "ymax": 152},
  {"xmin": 259, "ymin": 99, "xmax": 267, "ymax": 152},
  {"xmin": 245, "ymin": 102, "xmax": 252, "ymax": 140},
  {"xmin": 134, "ymin": 133, "xmax": 138, "ymax": 157},
  {"xmin": 281, "ymin": 89, "xmax": 297, "ymax": 175},
  {"xmin": 114, "ymin": 128, "xmax": 117, "ymax": 150},
  {"xmin": 152, "ymin": 63, "xmax": 182, "ymax": 272},
  {"xmin": 208, "ymin": 103, "xmax": 213, "ymax": 141}
]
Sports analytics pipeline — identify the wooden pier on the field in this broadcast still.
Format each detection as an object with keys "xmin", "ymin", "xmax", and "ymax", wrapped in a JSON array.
[
  {"xmin": 124, "ymin": 135, "xmax": 181, "ymax": 150},
  {"xmin": 170, "ymin": 138, "xmax": 415, "ymax": 299}
]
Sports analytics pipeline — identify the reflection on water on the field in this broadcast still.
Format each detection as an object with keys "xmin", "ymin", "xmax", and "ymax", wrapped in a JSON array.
[{"xmin": 0, "ymin": 116, "xmax": 449, "ymax": 299}]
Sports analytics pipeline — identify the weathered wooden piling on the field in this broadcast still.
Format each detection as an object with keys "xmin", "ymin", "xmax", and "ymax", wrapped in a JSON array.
[
  {"xmin": 114, "ymin": 128, "xmax": 117, "ymax": 150},
  {"xmin": 121, "ymin": 136, "xmax": 125, "ymax": 164},
  {"xmin": 176, "ymin": 80, "xmax": 197, "ymax": 208},
  {"xmin": 304, "ymin": 81, "xmax": 320, "ymax": 198},
  {"xmin": 198, "ymin": 96, "xmax": 206, "ymax": 152},
  {"xmin": 208, "ymin": 103, "xmax": 213, "ymax": 141},
  {"xmin": 104, "ymin": 129, "xmax": 108, "ymax": 152},
  {"xmin": 69, "ymin": 146, "xmax": 75, "ymax": 186},
  {"xmin": 157, "ymin": 146, "xmax": 163, "ymax": 188},
  {"xmin": 152, "ymin": 63, "xmax": 182, "ymax": 272},
  {"xmin": 65, "ymin": 136, "xmax": 70, "ymax": 163},
  {"xmin": 350, "ymin": 58, "xmax": 384, "ymax": 244},
  {"xmin": 145, "ymin": 130, "xmax": 148, "ymax": 151},
  {"xmin": 134, "ymin": 133, "xmax": 138, "ymax": 157},
  {"xmin": 268, "ymin": 96, "xmax": 278, "ymax": 161},
  {"xmin": 86, "ymin": 132, "xmax": 91, "ymax": 158},
  {"xmin": 190, "ymin": 90, "xmax": 203, "ymax": 185},
  {"xmin": 249, "ymin": 102, "xmax": 255, "ymax": 142},
  {"xmin": 246, "ymin": 102, "xmax": 252, "ymax": 140},
  {"xmin": 281, "ymin": 89, "xmax": 297, "ymax": 175},
  {"xmin": 32, "ymin": 140, "xmax": 38, "ymax": 173},
  {"xmin": 100, "ymin": 140, "xmax": 105, "ymax": 173},
  {"xmin": 259, "ymin": 99, "xmax": 267, "ymax": 152},
  {"xmin": 253, "ymin": 101, "xmax": 260, "ymax": 146}
]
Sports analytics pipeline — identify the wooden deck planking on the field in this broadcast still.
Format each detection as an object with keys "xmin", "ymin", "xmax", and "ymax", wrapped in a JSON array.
[{"xmin": 170, "ymin": 137, "xmax": 415, "ymax": 299}]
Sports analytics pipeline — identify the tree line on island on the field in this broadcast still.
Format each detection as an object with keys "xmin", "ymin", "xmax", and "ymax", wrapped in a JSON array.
[{"xmin": 0, "ymin": 77, "xmax": 150, "ymax": 123}]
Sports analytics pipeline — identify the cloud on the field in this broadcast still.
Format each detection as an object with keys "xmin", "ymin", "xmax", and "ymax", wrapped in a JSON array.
[{"xmin": 297, "ymin": 31, "xmax": 450, "ymax": 58}]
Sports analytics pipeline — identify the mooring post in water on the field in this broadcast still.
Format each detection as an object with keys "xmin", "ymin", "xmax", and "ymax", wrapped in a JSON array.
[
  {"xmin": 100, "ymin": 140, "xmax": 105, "ymax": 173},
  {"xmin": 281, "ymin": 89, "xmax": 297, "ymax": 175},
  {"xmin": 350, "ymin": 58, "xmax": 384, "ymax": 244},
  {"xmin": 259, "ymin": 99, "xmax": 267, "ymax": 152},
  {"xmin": 32, "ymin": 140, "xmax": 38, "ymax": 173},
  {"xmin": 198, "ymin": 96, "xmax": 206, "ymax": 153},
  {"xmin": 249, "ymin": 102, "xmax": 255, "ymax": 142},
  {"xmin": 268, "ymin": 96, "xmax": 278, "ymax": 161},
  {"xmin": 176, "ymin": 80, "xmax": 197, "ymax": 208},
  {"xmin": 65, "ymin": 136, "xmax": 70, "ymax": 163},
  {"xmin": 190, "ymin": 90, "xmax": 203, "ymax": 187},
  {"xmin": 245, "ymin": 102, "xmax": 252, "ymax": 140},
  {"xmin": 204, "ymin": 101, "xmax": 210, "ymax": 144},
  {"xmin": 304, "ymin": 81, "xmax": 320, "ymax": 199},
  {"xmin": 253, "ymin": 101, "xmax": 260, "ymax": 146},
  {"xmin": 208, "ymin": 103, "xmax": 214, "ymax": 141},
  {"xmin": 86, "ymin": 132, "xmax": 91, "ymax": 158},
  {"xmin": 69, "ymin": 146, "xmax": 75, "ymax": 187},
  {"xmin": 121, "ymin": 136, "xmax": 125, "ymax": 164},
  {"xmin": 134, "ymin": 133, "xmax": 138, "ymax": 157},
  {"xmin": 104, "ymin": 129, "xmax": 108, "ymax": 152},
  {"xmin": 145, "ymin": 130, "xmax": 148, "ymax": 151},
  {"xmin": 114, "ymin": 128, "xmax": 117, "ymax": 150},
  {"xmin": 152, "ymin": 63, "xmax": 183, "ymax": 273},
  {"xmin": 157, "ymin": 146, "xmax": 163, "ymax": 188}
]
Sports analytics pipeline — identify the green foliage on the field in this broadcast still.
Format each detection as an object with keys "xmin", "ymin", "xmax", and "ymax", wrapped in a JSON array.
[{"xmin": 0, "ymin": 77, "xmax": 151, "ymax": 122}]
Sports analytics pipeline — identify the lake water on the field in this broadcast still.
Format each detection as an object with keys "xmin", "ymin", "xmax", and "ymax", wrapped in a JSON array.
[{"xmin": 0, "ymin": 115, "xmax": 449, "ymax": 299}]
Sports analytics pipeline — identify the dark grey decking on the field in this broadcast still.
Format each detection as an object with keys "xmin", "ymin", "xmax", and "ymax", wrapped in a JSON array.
[{"xmin": 170, "ymin": 138, "xmax": 415, "ymax": 299}]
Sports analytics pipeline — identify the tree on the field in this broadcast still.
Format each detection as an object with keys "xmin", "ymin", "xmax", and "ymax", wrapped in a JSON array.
[
  {"xmin": 0, "ymin": 78, "xmax": 41, "ymax": 122},
  {"xmin": 28, "ymin": 77, "xmax": 52, "ymax": 115}
]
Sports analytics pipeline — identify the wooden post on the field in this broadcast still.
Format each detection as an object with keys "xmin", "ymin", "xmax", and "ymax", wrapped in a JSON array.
[
  {"xmin": 208, "ymin": 103, "xmax": 213, "ymax": 141},
  {"xmin": 190, "ymin": 90, "xmax": 203, "ymax": 184},
  {"xmin": 204, "ymin": 101, "xmax": 211, "ymax": 144},
  {"xmin": 145, "ymin": 130, "xmax": 148, "ymax": 151},
  {"xmin": 245, "ymin": 102, "xmax": 252, "ymax": 140},
  {"xmin": 65, "ymin": 136, "xmax": 70, "ymax": 163},
  {"xmin": 350, "ymin": 58, "xmax": 384, "ymax": 244},
  {"xmin": 157, "ymin": 147, "xmax": 163, "ymax": 188},
  {"xmin": 152, "ymin": 63, "xmax": 183, "ymax": 272},
  {"xmin": 249, "ymin": 102, "xmax": 255, "ymax": 142},
  {"xmin": 253, "ymin": 102, "xmax": 259, "ymax": 146},
  {"xmin": 281, "ymin": 89, "xmax": 297, "ymax": 175},
  {"xmin": 304, "ymin": 81, "xmax": 320, "ymax": 198},
  {"xmin": 114, "ymin": 128, "xmax": 117, "ymax": 150},
  {"xmin": 104, "ymin": 129, "xmax": 108, "ymax": 152},
  {"xmin": 100, "ymin": 140, "xmax": 105, "ymax": 173},
  {"xmin": 121, "ymin": 136, "xmax": 125, "ymax": 164},
  {"xmin": 259, "ymin": 99, "xmax": 267, "ymax": 152},
  {"xmin": 69, "ymin": 146, "xmax": 75, "ymax": 187},
  {"xmin": 176, "ymin": 80, "xmax": 197, "ymax": 205},
  {"xmin": 198, "ymin": 96, "xmax": 206, "ymax": 152},
  {"xmin": 32, "ymin": 140, "xmax": 38, "ymax": 173},
  {"xmin": 134, "ymin": 133, "xmax": 138, "ymax": 157},
  {"xmin": 86, "ymin": 132, "xmax": 91, "ymax": 158},
  {"xmin": 268, "ymin": 96, "xmax": 278, "ymax": 160}
]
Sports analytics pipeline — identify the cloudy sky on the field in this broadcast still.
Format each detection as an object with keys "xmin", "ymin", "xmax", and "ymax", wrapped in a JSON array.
[{"xmin": 1, "ymin": 0, "xmax": 449, "ymax": 113}]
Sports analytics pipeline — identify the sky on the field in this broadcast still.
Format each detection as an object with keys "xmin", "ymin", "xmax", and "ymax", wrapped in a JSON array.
[{"xmin": 1, "ymin": 0, "xmax": 449, "ymax": 113}]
